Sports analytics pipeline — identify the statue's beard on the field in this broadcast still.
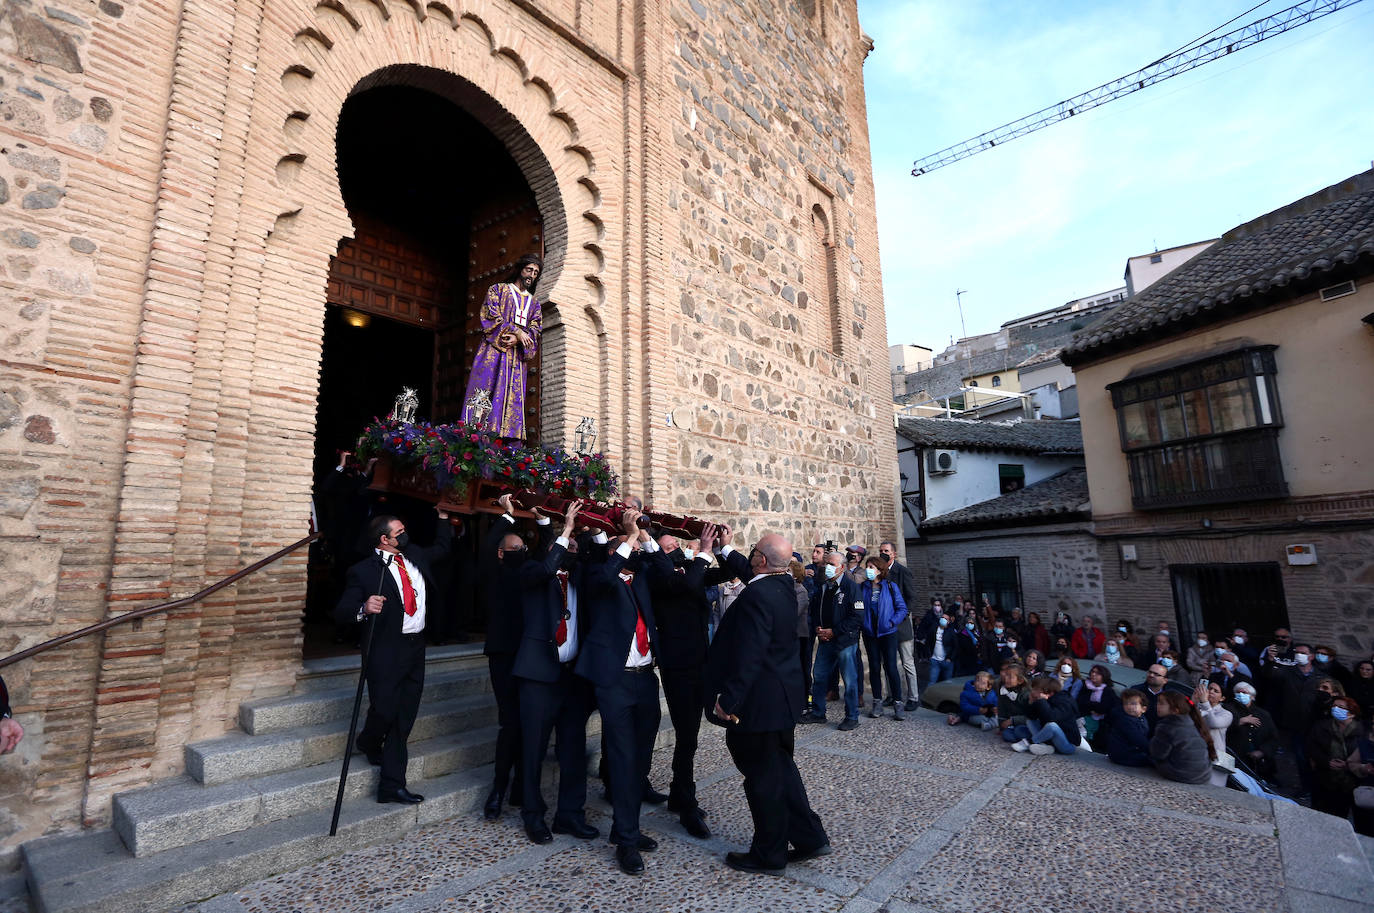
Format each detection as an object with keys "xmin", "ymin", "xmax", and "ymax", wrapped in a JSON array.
[{"xmin": 520, "ymin": 275, "xmax": 537, "ymax": 290}]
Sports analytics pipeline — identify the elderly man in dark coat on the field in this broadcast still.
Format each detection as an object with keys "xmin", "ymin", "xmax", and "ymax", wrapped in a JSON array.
[{"xmin": 704, "ymin": 530, "xmax": 830, "ymax": 875}]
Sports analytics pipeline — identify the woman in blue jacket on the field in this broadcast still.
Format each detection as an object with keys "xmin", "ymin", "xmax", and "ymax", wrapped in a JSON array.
[{"xmin": 860, "ymin": 556, "xmax": 908, "ymax": 720}]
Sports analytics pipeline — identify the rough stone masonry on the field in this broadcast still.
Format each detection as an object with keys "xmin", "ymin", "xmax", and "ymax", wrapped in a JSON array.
[{"xmin": 0, "ymin": 0, "xmax": 896, "ymax": 857}]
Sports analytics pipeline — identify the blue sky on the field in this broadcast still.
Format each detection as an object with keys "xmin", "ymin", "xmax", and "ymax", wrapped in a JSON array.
[{"xmin": 857, "ymin": 0, "xmax": 1374, "ymax": 350}]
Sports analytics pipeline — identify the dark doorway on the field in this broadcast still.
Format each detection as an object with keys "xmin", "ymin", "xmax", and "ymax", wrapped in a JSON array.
[
  {"xmin": 1170, "ymin": 562, "xmax": 1291, "ymax": 646},
  {"xmin": 305, "ymin": 83, "xmax": 543, "ymax": 658},
  {"xmin": 968, "ymin": 557, "xmax": 1023, "ymax": 615}
]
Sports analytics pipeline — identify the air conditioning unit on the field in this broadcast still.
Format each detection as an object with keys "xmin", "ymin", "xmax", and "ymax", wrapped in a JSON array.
[{"xmin": 926, "ymin": 449, "xmax": 958, "ymax": 474}]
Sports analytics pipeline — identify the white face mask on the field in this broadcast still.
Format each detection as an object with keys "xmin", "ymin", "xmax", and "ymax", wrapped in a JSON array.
[
  {"xmin": 1294, "ymin": 653, "xmax": 1310, "ymax": 666},
  {"xmin": 1233, "ymin": 635, "xmax": 1245, "ymax": 644},
  {"xmin": 1159, "ymin": 629, "xmax": 1169, "ymax": 637},
  {"xmin": 1006, "ymin": 641, "xmax": 1017, "ymax": 650},
  {"xmin": 1117, "ymin": 626, "xmax": 1127, "ymax": 634},
  {"xmin": 681, "ymin": 548, "xmax": 695, "ymax": 561},
  {"xmin": 1059, "ymin": 664, "xmax": 1073, "ymax": 675},
  {"xmin": 1197, "ymin": 639, "xmax": 1208, "ymax": 648}
]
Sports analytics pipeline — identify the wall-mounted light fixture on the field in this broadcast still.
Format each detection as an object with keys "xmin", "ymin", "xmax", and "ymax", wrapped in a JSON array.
[{"xmin": 342, "ymin": 308, "xmax": 371, "ymax": 329}]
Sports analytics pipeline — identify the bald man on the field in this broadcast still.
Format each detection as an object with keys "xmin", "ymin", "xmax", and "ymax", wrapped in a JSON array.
[{"xmin": 704, "ymin": 533, "xmax": 829, "ymax": 875}]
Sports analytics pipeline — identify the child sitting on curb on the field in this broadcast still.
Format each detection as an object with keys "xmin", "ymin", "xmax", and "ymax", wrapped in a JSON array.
[
  {"xmin": 997, "ymin": 663, "xmax": 1031, "ymax": 744},
  {"xmin": 949, "ymin": 671, "xmax": 998, "ymax": 729},
  {"xmin": 1105, "ymin": 689, "xmax": 1152, "ymax": 767},
  {"xmin": 1011, "ymin": 676, "xmax": 1082, "ymax": 755}
]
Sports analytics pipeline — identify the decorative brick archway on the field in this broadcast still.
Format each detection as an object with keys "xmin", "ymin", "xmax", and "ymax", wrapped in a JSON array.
[{"xmin": 81, "ymin": 0, "xmax": 624, "ymax": 825}]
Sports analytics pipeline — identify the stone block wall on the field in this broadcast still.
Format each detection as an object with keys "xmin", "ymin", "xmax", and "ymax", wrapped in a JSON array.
[
  {"xmin": 648, "ymin": 0, "xmax": 896, "ymax": 549},
  {"xmin": 908, "ymin": 525, "xmax": 1106, "ymax": 622},
  {"xmin": 0, "ymin": 0, "xmax": 897, "ymax": 853}
]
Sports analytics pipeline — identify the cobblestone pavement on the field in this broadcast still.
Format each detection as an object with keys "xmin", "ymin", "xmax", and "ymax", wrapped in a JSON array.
[{"xmin": 185, "ymin": 707, "xmax": 1370, "ymax": 913}]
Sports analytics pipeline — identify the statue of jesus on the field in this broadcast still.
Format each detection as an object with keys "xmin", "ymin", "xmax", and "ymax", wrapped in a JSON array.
[{"xmin": 461, "ymin": 253, "xmax": 542, "ymax": 439}]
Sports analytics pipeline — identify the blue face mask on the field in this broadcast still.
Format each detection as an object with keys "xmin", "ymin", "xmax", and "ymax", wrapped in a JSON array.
[
  {"xmin": 1316, "ymin": 653, "xmax": 1331, "ymax": 664},
  {"xmin": 1162, "ymin": 658, "xmax": 1175, "ymax": 669},
  {"xmin": 824, "ymin": 564, "xmax": 837, "ymax": 580},
  {"xmin": 965, "ymin": 622, "xmax": 975, "ymax": 631},
  {"xmin": 1332, "ymin": 706, "xmax": 1350, "ymax": 721},
  {"xmin": 938, "ymin": 617, "xmax": 948, "ymax": 628},
  {"xmin": 1235, "ymin": 692, "xmax": 1253, "ymax": 706},
  {"xmin": 994, "ymin": 627, "xmax": 1004, "ymax": 635},
  {"xmin": 865, "ymin": 567, "xmax": 878, "ymax": 581}
]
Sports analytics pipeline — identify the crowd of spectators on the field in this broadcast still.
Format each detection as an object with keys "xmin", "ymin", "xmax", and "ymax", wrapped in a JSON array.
[{"xmin": 900, "ymin": 595, "xmax": 1373, "ymax": 835}]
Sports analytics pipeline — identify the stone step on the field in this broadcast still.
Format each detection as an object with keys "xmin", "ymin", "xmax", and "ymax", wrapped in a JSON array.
[
  {"xmin": 186, "ymin": 691, "xmax": 498, "ymax": 786},
  {"xmin": 291, "ymin": 642, "xmax": 487, "ymax": 693},
  {"xmin": 238, "ymin": 664, "xmax": 493, "ymax": 735},
  {"xmin": 27, "ymin": 718, "xmax": 677, "ymax": 913},
  {"xmin": 117, "ymin": 698, "xmax": 672, "ymax": 857}
]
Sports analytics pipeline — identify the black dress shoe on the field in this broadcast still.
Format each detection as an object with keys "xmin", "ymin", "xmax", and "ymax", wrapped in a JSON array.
[
  {"xmin": 483, "ymin": 789, "xmax": 502, "ymax": 821},
  {"xmin": 787, "ymin": 842, "xmax": 833, "ymax": 863},
  {"xmin": 725, "ymin": 851, "xmax": 785, "ymax": 875},
  {"xmin": 610, "ymin": 834, "xmax": 658, "ymax": 852},
  {"xmin": 641, "ymin": 786, "xmax": 669, "ymax": 805},
  {"xmin": 524, "ymin": 821, "xmax": 554, "ymax": 845},
  {"xmin": 377, "ymin": 788, "xmax": 424, "ymax": 804},
  {"xmin": 552, "ymin": 819, "xmax": 599, "ymax": 839},
  {"xmin": 680, "ymin": 810, "xmax": 711, "ymax": 839},
  {"xmin": 616, "ymin": 844, "xmax": 644, "ymax": 875}
]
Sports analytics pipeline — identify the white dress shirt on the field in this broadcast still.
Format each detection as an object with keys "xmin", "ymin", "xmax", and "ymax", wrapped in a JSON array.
[
  {"xmin": 553, "ymin": 534, "xmax": 580, "ymax": 663},
  {"xmin": 617, "ymin": 538, "xmax": 658, "ymax": 667},
  {"xmin": 372, "ymin": 549, "xmax": 427, "ymax": 634}
]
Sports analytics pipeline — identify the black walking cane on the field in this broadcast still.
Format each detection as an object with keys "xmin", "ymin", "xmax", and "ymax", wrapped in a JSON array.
[{"xmin": 329, "ymin": 553, "xmax": 393, "ymax": 836}]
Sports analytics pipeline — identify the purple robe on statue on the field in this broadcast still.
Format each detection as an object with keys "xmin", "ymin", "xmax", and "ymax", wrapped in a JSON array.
[{"xmin": 461, "ymin": 282, "xmax": 541, "ymax": 439}]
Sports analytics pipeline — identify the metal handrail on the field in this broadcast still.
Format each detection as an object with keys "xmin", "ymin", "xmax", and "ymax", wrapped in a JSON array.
[{"xmin": 0, "ymin": 532, "xmax": 320, "ymax": 671}]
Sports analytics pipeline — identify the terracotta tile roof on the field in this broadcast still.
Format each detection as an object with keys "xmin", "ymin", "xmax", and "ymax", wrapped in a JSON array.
[
  {"xmin": 920, "ymin": 467, "xmax": 1090, "ymax": 533},
  {"xmin": 896, "ymin": 417, "xmax": 1083, "ymax": 455},
  {"xmin": 1063, "ymin": 169, "xmax": 1374, "ymax": 366}
]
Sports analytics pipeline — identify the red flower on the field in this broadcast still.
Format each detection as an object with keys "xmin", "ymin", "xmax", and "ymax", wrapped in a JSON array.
[
  {"xmin": 463, "ymin": 451, "xmax": 474, "ymax": 460},
  {"xmin": 469, "ymin": 434, "xmax": 479, "ymax": 443}
]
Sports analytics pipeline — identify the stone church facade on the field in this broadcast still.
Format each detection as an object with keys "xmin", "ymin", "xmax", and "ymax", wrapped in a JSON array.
[{"xmin": 0, "ymin": 0, "xmax": 894, "ymax": 849}]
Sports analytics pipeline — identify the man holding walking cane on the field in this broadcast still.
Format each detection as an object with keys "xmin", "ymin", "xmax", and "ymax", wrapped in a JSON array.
[{"xmin": 334, "ymin": 508, "xmax": 452, "ymax": 806}]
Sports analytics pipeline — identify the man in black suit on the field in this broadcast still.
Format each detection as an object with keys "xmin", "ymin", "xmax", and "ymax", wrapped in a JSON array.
[
  {"xmin": 645, "ymin": 524, "xmax": 724, "ymax": 839},
  {"xmin": 512, "ymin": 502, "xmax": 600, "ymax": 844},
  {"xmin": 704, "ymin": 531, "xmax": 830, "ymax": 875},
  {"xmin": 575, "ymin": 507, "xmax": 672, "ymax": 876},
  {"xmin": 480, "ymin": 494, "xmax": 551, "ymax": 819},
  {"xmin": 334, "ymin": 507, "xmax": 453, "ymax": 803}
]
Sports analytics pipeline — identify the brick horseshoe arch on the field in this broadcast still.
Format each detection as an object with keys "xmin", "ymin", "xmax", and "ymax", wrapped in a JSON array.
[{"xmin": 260, "ymin": 0, "xmax": 609, "ymax": 304}]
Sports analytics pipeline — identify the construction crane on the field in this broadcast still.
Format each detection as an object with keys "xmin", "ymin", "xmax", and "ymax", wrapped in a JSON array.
[{"xmin": 911, "ymin": 0, "xmax": 1365, "ymax": 178}]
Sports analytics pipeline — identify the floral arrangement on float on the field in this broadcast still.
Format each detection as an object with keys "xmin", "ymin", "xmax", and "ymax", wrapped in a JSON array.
[{"xmin": 355, "ymin": 389, "xmax": 706, "ymax": 538}]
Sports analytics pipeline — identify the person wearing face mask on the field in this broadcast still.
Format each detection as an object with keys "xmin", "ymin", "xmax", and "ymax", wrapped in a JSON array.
[
  {"xmin": 1094, "ymin": 638, "xmax": 1133, "ymax": 668},
  {"xmin": 916, "ymin": 600, "xmax": 959, "ymax": 690},
  {"xmin": 1049, "ymin": 612, "xmax": 1074, "ymax": 649},
  {"xmin": 1114, "ymin": 620, "xmax": 1142, "ymax": 666},
  {"xmin": 1160, "ymin": 651, "xmax": 1186, "ymax": 683},
  {"xmin": 478, "ymin": 494, "xmax": 553, "ymax": 819},
  {"xmin": 858, "ymin": 557, "xmax": 908, "ymax": 719},
  {"xmin": 512, "ymin": 502, "xmax": 599, "ymax": 843},
  {"xmin": 1306, "ymin": 696, "xmax": 1366, "ymax": 820},
  {"xmin": 1185, "ymin": 631, "xmax": 1214, "ymax": 686},
  {"xmin": 953, "ymin": 612, "xmax": 982, "ymax": 677},
  {"xmin": 1207, "ymin": 651, "xmax": 1249, "ymax": 698},
  {"xmin": 1230, "ymin": 628, "xmax": 1260, "ymax": 673},
  {"xmin": 1225, "ymin": 682, "xmax": 1278, "ymax": 781},
  {"xmin": 801, "ymin": 551, "xmax": 863, "ymax": 730},
  {"xmin": 643, "ymin": 525, "xmax": 727, "ymax": 839},
  {"xmin": 334, "ymin": 506, "xmax": 453, "ymax": 805},
  {"xmin": 1312, "ymin": 644, "xmax": 1353, "ymax": 690},
  {"xmin": 980, "ymin": 618, "xmax": 1014, "ymax": 671},
  {"xmin": 878, "ymin": 541, "xmax": 921, "ymax": 713}
]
